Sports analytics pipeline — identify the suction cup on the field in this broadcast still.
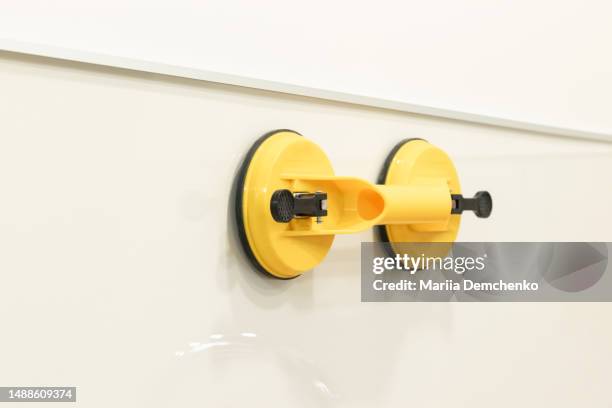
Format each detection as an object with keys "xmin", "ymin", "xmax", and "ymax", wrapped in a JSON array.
[{"xmin": 235, "ymin": 130, "xmax": 335, "ymax": 279}]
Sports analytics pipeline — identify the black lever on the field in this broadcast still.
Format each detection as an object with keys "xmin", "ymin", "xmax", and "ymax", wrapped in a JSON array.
[
  {"xmin": 451, "ymin": 191, "xmax": 492, "ymax": 218},
  {"xmin": 270, "ymin": 189, "xmax": 328, "ymax": 223}
]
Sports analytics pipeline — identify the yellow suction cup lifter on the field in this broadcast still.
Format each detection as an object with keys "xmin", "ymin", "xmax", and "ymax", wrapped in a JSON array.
[{"xmin": 235, "ymin": 130, "xmax": 492, "ymax": 279}]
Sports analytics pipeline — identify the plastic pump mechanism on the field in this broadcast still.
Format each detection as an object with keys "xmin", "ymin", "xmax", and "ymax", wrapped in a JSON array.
[{"xmin": 236, "ymin": 129, "xmax": 492, "ymax": 279}]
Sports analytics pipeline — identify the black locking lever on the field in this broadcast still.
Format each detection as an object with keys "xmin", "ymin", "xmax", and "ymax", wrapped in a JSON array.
[
  {"xmin": 451, "ymin": 191, "xmax": 493, "ymax": 218},
  {"xmin": 270, "ymin": 189, "xmax": 328, "ymax": 223}
]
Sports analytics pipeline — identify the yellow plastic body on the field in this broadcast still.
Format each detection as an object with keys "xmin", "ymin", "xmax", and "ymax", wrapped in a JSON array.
[{"xmin": 240, "ymin": 130, "xmax": 461, "ymax": 278}]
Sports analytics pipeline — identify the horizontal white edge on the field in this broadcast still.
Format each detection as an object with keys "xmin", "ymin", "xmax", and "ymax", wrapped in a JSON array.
[{"xmin": 1, "ymin": 38, "xmax": 611, "ymax": 143}]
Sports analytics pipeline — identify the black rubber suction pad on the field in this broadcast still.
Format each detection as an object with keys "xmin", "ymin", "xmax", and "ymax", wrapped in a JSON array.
[{"xmin": 234, "ymin": 129, "xmax": 303, "ymax": 279}]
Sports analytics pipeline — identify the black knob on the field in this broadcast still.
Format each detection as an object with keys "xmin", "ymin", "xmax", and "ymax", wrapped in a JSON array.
[
  {"xmin": 451, "ymin": 191, "xmax": 493, "ymax": 218},
  {"xmin": 473, "ymin": 191, "xmax": 492, "ymax": 218},
  {"xmin": 270, "ymin": 189, "xmax": 295, "ymax": 223},
  {"xmin": 270, "ymin": 189, "xmax": 328, "ymax": 223}
]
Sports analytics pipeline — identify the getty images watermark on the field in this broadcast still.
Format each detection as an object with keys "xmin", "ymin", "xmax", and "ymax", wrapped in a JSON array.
[
  {"xmin": 372, "ymin": 251, "xmax": 538, "ymax": 292},
  {"xmin": 361, "ymin": 242, "xmax": 611, "ymax": 302}
]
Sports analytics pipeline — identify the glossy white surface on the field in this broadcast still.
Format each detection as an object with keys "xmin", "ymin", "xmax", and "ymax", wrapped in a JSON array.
[
  {"xmin": 1, "ymin": 0, "xmax": 612, "ymax": 138},
  {"xmin": 1, "ymin": 52, "xmax": 612, "ymax": 407}
]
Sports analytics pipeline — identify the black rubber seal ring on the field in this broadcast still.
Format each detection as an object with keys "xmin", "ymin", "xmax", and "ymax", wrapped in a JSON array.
[
  {"xmin": 234, "ymin": 129, "xmax": 303, "ymax": 280},
  {"xmin": 375, "ymin": 138, "xmax": 425, "ymax": 257}
]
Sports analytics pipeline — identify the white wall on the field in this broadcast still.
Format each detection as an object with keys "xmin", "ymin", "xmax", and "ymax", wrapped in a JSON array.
[
  {"xmin": 1, "ymin": 52, "xmax": 612, "ymax": 407},
  {"xmin": 2, "ymin": 0, "xmax": 612, "ymax": 138}
]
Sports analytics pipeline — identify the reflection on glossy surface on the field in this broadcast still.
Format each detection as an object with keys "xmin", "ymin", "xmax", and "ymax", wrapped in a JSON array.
[{"xmin": 160, "ymin": 333, "xmax": 338, "ymax": 407}]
